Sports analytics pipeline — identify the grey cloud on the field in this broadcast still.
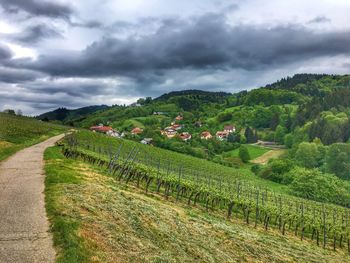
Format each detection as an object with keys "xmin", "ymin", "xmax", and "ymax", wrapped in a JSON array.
[
  {"xmin": 308, "ymin": 16, "xmax": 331, "ymax": 24},
  {"xmin": 10, "ymin": 24, "xmax": 62, "ymax": 44},
  {"xmin": 0, "ymin": 67, "xmax": 44, "ymax": 83},
  {"xmin": 0, "ymin": 0, "xmax": 73, "ymax": 19},
  {"xmin": 69, "ymin": 20, "xmax": 104, "ymax": 29},
  {"xmin": 0, "ymin": 44, "xmax": 13, "ymax": 60},
  {"xmin": 13, "ymin": 14, "xmax": 350, "ymax": 81}
]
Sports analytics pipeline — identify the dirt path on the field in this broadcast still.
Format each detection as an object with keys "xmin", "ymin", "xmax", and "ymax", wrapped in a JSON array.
[
  {"xmin": 251, "ymin": 149, "xmax": 285, "ymax": 165},
  {"xmin": 0, "ymin": 134, "xmax": 64, "ymax": 263}
]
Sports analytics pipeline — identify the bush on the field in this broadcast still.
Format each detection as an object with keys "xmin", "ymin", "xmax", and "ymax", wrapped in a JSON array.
[
  {"xmin": 288, "ymin": 167, "xmax": 350, "ymax": 205},
  {"xmin": 238, "ymin": 145, "xmax": 250, "ymax": 163},
  {"xmin": 258, "ymin": 158, "xmax": 294, "ymax": 184},
  {"xmin": 251, "ymin": 164, "xmax": 262, "ymax": 175}
]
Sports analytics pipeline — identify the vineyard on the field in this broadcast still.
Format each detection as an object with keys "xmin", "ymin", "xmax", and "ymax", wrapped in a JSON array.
[
  {"xmin": 0, "ymin": 113, "xmax": 66, "ymax": 161},
  {"xmin": 61, "ymin": 131, "xmax": 350, "ymax": 253}
]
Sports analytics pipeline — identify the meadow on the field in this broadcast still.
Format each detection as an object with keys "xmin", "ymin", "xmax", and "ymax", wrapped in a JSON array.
[{"xmin": 0, "ymin": 113, "xmax": 67, "ymax": 161}]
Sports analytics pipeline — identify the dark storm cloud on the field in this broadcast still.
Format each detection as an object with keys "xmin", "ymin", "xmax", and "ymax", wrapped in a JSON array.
[
  {"xmin": 0, "ymin": 67, "xmax": 44, "ymax": 83},
  {"xmin": 24, "ymin": 80, "xmax": 110, "ymax": 98},
  {"xmin": 10, "ymin": 24, "xmax": 62, "ymax": 44},
  {"xmin": 0, "ymin": 44, "xmax": 13, "ymax": 60},
  {"xmin": 0, "ymin": 0, "xmax": 73, "ymax": 19},
  {"xmin": 13, "ymin": 14, "xmax": 350, "ymax": 82}
]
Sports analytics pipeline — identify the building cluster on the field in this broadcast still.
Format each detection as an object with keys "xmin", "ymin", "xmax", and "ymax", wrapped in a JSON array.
[{"xmin": 90, "ymin": 116, "xmax": 236, "ymax": 145}]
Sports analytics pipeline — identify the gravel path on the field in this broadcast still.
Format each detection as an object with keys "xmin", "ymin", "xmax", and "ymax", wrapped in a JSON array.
[{"xmin": 0, "ymin": 135, "xmax": 64, "ymax": 263}]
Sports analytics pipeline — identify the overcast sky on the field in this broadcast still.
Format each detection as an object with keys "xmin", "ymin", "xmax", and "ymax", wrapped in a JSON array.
[{"xmin": 0, "ymin": 0, "xmax": 349, "ymax": 115}]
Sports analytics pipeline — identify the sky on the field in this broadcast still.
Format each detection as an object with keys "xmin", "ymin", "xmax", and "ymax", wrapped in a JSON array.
[{"xmin": 0, "ymin": 0, "xmax": 350, "ymax": 115}]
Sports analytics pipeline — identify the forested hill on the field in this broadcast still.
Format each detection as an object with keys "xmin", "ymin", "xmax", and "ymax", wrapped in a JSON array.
[
  {"xmin": 155, "ymin": 89, "xmax": 231, "ymax": 102},
  {"xmin": 263, "ymin": 73, "xmax": 331, "ymax": 90},
  {"xmin": 37, "ymin": 105, "xmax": 109, "ymax": 124}
]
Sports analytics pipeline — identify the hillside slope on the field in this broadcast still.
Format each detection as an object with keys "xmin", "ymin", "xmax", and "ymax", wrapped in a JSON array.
[
  {"xmin": 45, "ymin": 146, "xmax": 350, "ymax": 263},
  {"xmin": 0, "ymin": 113, "xmax": 66, "ymax": 161}
]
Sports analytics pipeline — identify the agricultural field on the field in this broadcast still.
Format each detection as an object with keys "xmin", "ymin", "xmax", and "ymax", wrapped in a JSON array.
[
  {"xmin": 44, "ymin": 146, "xmax": 350, "ymax": 263},
  {"xmin": 52, "ymin": 131, "xmax": 350, "ymax": 259},
  {"xmin": 0, "ymin": 113, "xmax": 67, "ymax": 161}
]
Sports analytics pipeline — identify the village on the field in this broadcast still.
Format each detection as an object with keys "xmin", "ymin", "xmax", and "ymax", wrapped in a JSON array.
[{"xmin": 89, "ymin": 114, "xmax": 236, "ymax": 146}]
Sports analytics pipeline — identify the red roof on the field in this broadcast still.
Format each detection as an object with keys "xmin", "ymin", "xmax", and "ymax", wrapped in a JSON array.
[
  {"xmin": 175, "ymin": 115, "xmax": 183, "ymax": 121},
  {"xmin": 216, "ymin": 131, "xmax": 229, "ymax": 137},
  {"xmin": 131, "ymin": 127, "xmax": 143, "ymax": 134},
  {"xmin": 90, "ymin": 126, "xmax": 113, "ymax": 133},
  {"xmin": 201, "ymin": 131, "xmax": 212, "ymax": 137},
  {"xmin": 224, "ymin": 125, "xmax": 235, "ymax": 131},
  {"xmin": 180, "ymin": 132, "xmax": 191, "ymax": 140}
]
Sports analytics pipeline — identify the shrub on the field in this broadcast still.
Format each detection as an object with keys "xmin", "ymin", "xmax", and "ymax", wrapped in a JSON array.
[
  {"xmin": 289, "ymin": 167, "xmax": 350, "ymax": 205},
  {"xmin": 238, "ymin": 145, "xmax": 250, "ymax": 163},
  {"xmin": 258, "ymin": 159, "xmax": 294, "ymax": 184},
  {"xmin": 251, "ymin": 164, "xmax": 262, "ymax": 175}
]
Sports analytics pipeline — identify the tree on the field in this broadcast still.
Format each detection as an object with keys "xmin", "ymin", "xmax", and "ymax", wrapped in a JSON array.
[
  {"xmin": 239, "ymin": 145, "xmax": 250, "ymax": 163},
  {"xmin": 3, "ymin": 109, "xmax": 15, "ymax": 115},
  {"xmin": 289, "ymin": 167, "xmax": 350, "ymax": 205},
  {"xmin": 326, "ymin": 143, "xmax": 350, "ymax": 180},
  {"xmin": 244, "ymin": 127, "xmax": 256, "ymax": 143},
  {"xmin": 284, "ymin": 133, "xmax": 293, "ymax": 148},
  {"xmin": 269, "ymin": 113, "xmax": 280, "ymax": 130},
  {"xmin": 294, "ymin": 142, "xmax": 320, "ymax": 168},
  {"xmin": 274, "ymin": 125, "xmax": 286, "ymax": 144},
  {"xmin": 16, "ymin": 109, "xmax": 23, "ymax": 116},
  {"xmin": 227, "ymin": 133, "xmax": 240, "ymax": 143}
]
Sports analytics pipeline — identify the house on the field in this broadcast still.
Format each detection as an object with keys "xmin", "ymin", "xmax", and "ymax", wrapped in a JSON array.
[
  {"xmin": 201, "ymin": 131, "xmax": 212, "ymax": 140},
  {"xmin": 224, "ymin": 125, "xmax": 236, "ymax": 133},
  {"xmin": 131, "ymin": 127, "xmax": 143, "ymax": 135},
  {"xmin": 175, "ymin": 115, "xmax": 183, "ymax": 121},
  {"xmin": 216, "ymin": 131, "xmax": 229, "ymax": 141},
  {"xmin": 106, "ymin": 130, "xmax": 120, "ymax": 138},
  {"xmin": 153, "ymin": 111, "xmax": 167, "ymax": 115},
  {"xmin": 162, "ymin": 128, "xmax": 177, "ymax": 138},
  {"xmin": 141, "ymin": 138, "xmax": 153, "ymax": 145},
  {"xmin": 171, "ymin": 124, "xmax": 183, "ymax": 131},
  {"xmin": 90, "ymin": 125, "xmax": 113, "ymax": 133},
  {"xmin": 180, "ymin": 132, "xmax": 192, "ymax": 141}
]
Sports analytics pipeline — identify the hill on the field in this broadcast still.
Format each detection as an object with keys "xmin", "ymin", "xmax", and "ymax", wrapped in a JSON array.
[
  {"xmin": 39, "ymin": 74, "xmax": 350, "ymax": 207},
  {"xmin": 0, "ymin": 112, "xmax": 67, "ymax": 161},
  {"xmin": 37, "ymin": 105, "xmax": 109, "ymax": 124}
]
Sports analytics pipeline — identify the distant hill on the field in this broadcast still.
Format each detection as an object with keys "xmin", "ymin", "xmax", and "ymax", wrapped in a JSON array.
[
  {"xmin": 155, "ymin": 89, "xmax": 231, "ymax": 101},
  {"xmin": 37, "ymin": 105, "xmax": 109, "ymax": 124},
  {"xmin": 263, "ymin": 73, "xmax": 332, "ymax": 90}
]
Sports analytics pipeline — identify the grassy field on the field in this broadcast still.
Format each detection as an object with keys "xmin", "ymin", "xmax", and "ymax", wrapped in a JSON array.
[
  {"xmin": 251, "ymin": 149, "xmax": 286, "ymax": 164},
  {"xmin": 0, "ymin": 113, "xmax": 66, "ymax": 161},
  {"xmin": 226, "ymin": 144, "xmax": 271, "ymax": 160},
  {"xmin": 44, "ymin": 146, "xmax": 350, "ymax": 263}
]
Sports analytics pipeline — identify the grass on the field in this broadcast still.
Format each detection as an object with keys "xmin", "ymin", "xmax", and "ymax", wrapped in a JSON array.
[
  {"xmin": 0, "ymin": 113, "xmax": 67, "ymax": 162},
  {"xmin": 227, "ymin": 144, "xmax": 271, "ymax": 159},
  {"xmin": 44, "ymin": 146, "xmax": 350, "ymax": 263},
  {"xmin": 251, "ymin": 149, "xmax": 286, "ymax": 164}
]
